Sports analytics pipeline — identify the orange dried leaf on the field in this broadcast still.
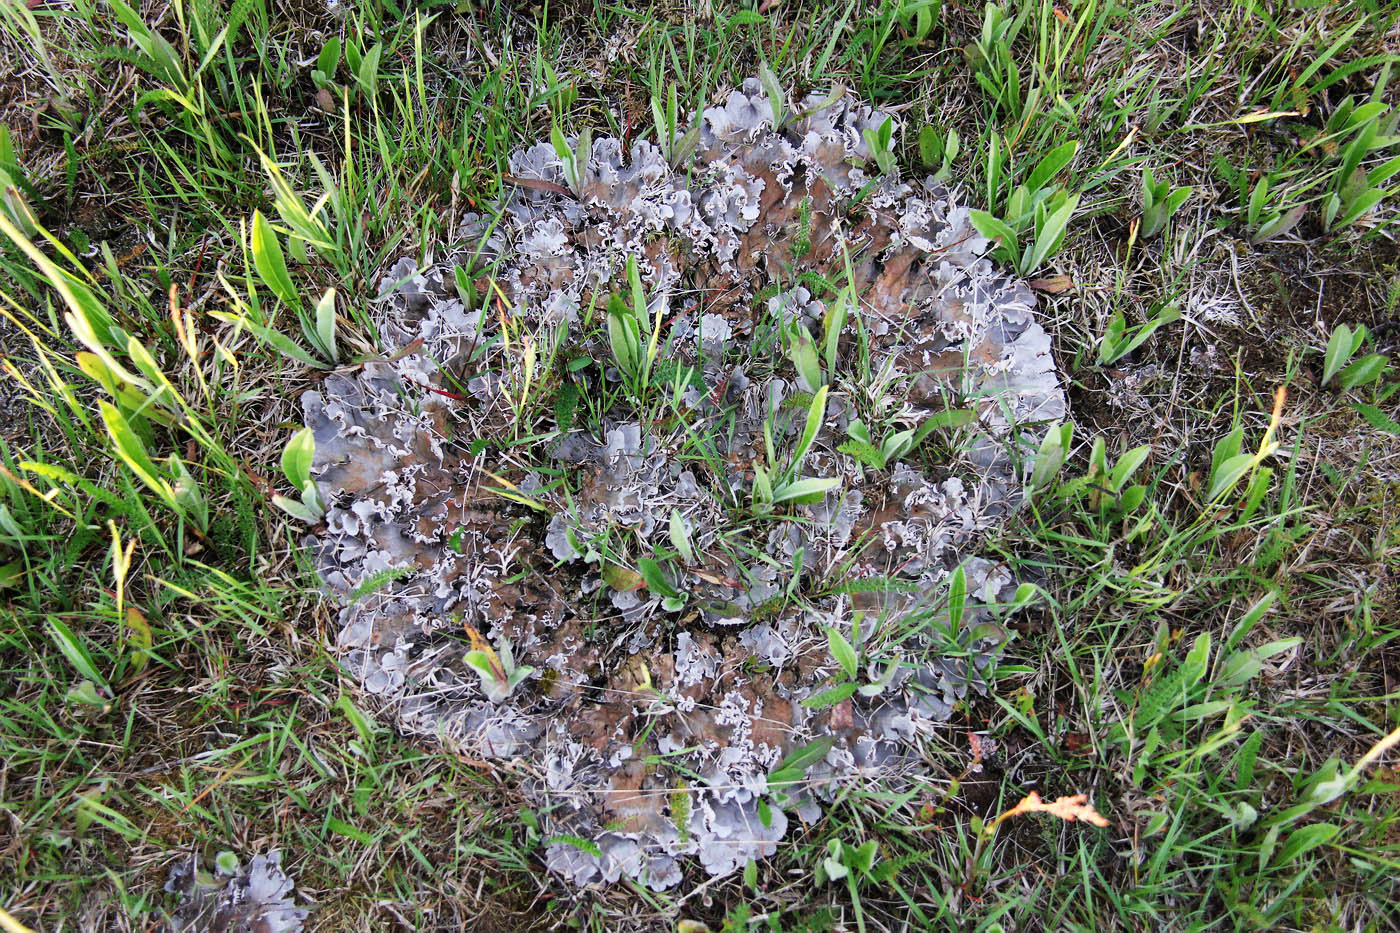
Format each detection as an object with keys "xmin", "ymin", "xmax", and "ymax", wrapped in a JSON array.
[
  {"xmin": 463, "ymin": 624, "xmax": 506, "ymax": 682},
  {"xmin": 990, "ymin": 791, "xmax": 1110, "ymax": 833},
  {"xmin": 1038, "ymin": 793, "xmax": 1111, "ymax": 826}
]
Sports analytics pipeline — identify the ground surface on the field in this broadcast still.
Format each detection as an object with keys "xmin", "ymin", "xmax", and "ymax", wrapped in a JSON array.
[{"xmin": 1, "ymin": 0, "xmax": 1399, "ymax": 930}]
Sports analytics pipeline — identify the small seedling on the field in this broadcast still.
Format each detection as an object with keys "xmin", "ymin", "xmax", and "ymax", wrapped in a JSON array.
[
  {"xmin": 311, "ymin": 37, "xmax": 340, "ymax": 92},
  {"xmin": 838, "ymin": 419, "xmax": 915, "ymax": 471},
  {"xmin": 650, "ymin": 84, "xmax": 700, "ymax": 165},
  {"xmin": 1204, "ymin": 387, "xmax": 1285, "ymax": 506},
  {"xmin": 1139, "ymin": 167, "xmax": 1191, "ymax": 238},
  {"xmin": 605, "ymin": 255, "xmax": 665, "ymax": 404},
  {"xmin": 785, "ymin": 319, "xmax": 823, "ymax": 392},
  {"xmin": 638, "ymin": 556, "xmax": 687, "ymax": 612},
  {"xmin": 273, "ymin": 427, "xmax": 324, "ymax": 523},
  {"xmin": 550, "ymin": 124, "xmax": 593, "ymax": 198},
  {"xmin": 757, "ymin": 61, "xmax": 788, "ymax": 128},
  {"xmin": 751, "ymin": 386, "xmax": 841, "ymax": 513},
  {"xmin": 1098, "ymin": 303, "xmax": 1181, "ymax": 365},
  {"xmin": 813, "ymin": 836, "xmax": 884, "ymax": 933},
  {"xmin": 1028, "ymin": 421, "xmax": 1074, "ymax": 494},
  {"xmin": 918, "ymin": 125, "xmax": 959, "ymax": 182},
  {"xmin": 971, "ymin": 139, "xmax": 1081, "ymax": 275},
  {"xmin": 1321, "ymin": 323, "xmax": 1389, "ymax": 389},
  {"xmin": 99, "ymin": 401, "xmax": 210, "ymax": 533},
  {"xmin": 861, "ymin": 117, "xmax": 897, "ymax": 174},
  {"xmin": 464, "ymin": 628, "xmax": 535, "ymax": 704},
  {"xmin": 802, "ymin": 623, "xmax": 901, "ymax": 709}
]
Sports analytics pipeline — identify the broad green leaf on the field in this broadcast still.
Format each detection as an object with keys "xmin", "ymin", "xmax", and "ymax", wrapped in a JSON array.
[
  {"xmin": 168, "ymin": 454, "xmax": 208, "ymax": 533},
  {"xmin": 250, "ymin": 211, "xmax": 301, "ymax": 310},
  {"xmin": 668, "ymin": 509, "xmax": 694, "ymax": 564},
  {"xmin": 788, "ymin": 322, "xmax": 822, "ymax": 391},
  {"xmin": 849, "ymin": 839, "xmax": 877, "ymax": 874},
  {"xmin": 1216, "ymin": 650, "xmax": 1262, "ymax": 689},
  {"xmin": 1209, "ymin": 427, "xmax": 1244, "ymax": 479},
  {"xmin": 822, "ymin": 293, "xmax": 849, "ymax": 373},
  {"xmin": 327, "ymin": 816, "xmax": 375, "ymax": 845},
  {"xmin": 316, "ymin": 37, "xmax": 341, "ymax": 80},
  {"xmin": 947, "ymin": 563, "xmax": 967, "ymax": 633},
  {"xmin": 1180, "ymin": 631, "xmax": 1210, "ymax": 687},
  {"xmin": 1274, "ymin": 823, "xmax": 1340, "ymax": 867},
  {"xmin": 1250, "ymin": 203, "xmax": 1306, "ymax": 243},
  {"xmin": 1025, "ymin": 140, "xmax": 1079, "ymax": 194},
  {"xmin": 1110, "ymin": 445, "xmax": 1153, "ymax": 490},
  {"xmin": 825, "ymin": 626, "xmax": 858, "ymax": 679},
  {"xmin": 771, "ymin": 476, "xmax": 840, "ymax": 505},
  {"xmin": 1029, "ymin": 422, "xmax": 1071, "ymax": 492},
  {"xmin": 281, "ymin": 427, "xmax": 316, "ymax": 490},
  {"xmin": 357, "ymin": 42, "xmax": 382, "ymax": 95},
  {"xmin": 75, "ymin": 352, "xmax": 148, "ymax": 410},
  {"xmin": 800, "ymin": 680, "xmax": 858, "ymax": 709},
  {"xmin": 98, "ymin": 401, "xmax": 177, "ymax": 511},
  {"xmin": 1026, "ymin": 194, "xmax": 1079, "ymax": 272},
  {"xmin": 910, "ymin": 408, "xmax": 974, "ymax": 448},
  {"xmin": 1339, "ymin": 187, "xmax": 1387, "ymax": 229},
  {"xmin": 881, "ymin": 428, "xmax": 916, "ymax": 463},
  {"xmin": 772, "ymin": 737, "xmax": 834, "ymax": 777},
  {"xmin": 970, "ymin": 209, "xmax": 1020, "ymax": 262},
  {"xmin": 1247, "ymin": 176, "xmax": 1270, "ymax": 226},
  {"xmin": 1227, "ymin": 590, "xmax": 1279, "ymax": 649},
  {"xmin": 464, "ymin": 650, "xmax": 498, "ymax": 681},
  {"xmin": 606, "ymin": 309, "xmax": 638, "ymax": 376},
  {"xmin": 1120, "ymin": 485, "xmax": 1147, "ymax": 513},
  {"xmin": 758, "ymin": 60, "xmax": 786, "ymax": 126},
  {"xmin": 314, "ymin": 288, "xmax": 338, "ymax": 362},
  {"xmin": 1338, "ymin": 353, "xmax": 1387, "ymax": 389},
  {"xmin": 1207, "ymin": 452, "xmax": 1255, "ymax": 501},
  {"xmin": 1368, "ymin": 154, "xmax": 1400, "ymax": 186},
  {"xmin": 918, "ymin": 125, "xmax": 943, "ymax": 166},
  {"xmin": 1337, "ymin": 118, "xmax": 1378, "ymax": 191},
  {"xmin": 752, "ymin": 464, "xmax": 774, "ymax": 505},
  {"xmin": 121, "ymin": 336, "xmax": 176, "ymax": 408},
  {"xmin": 637, "ymin": 557, "xmax": 679, "ymax": 598},
  {"xmin": 47, "ymin": 616, "xmax": 108, "ymax": 688},
  {"xmin": 272, "ymin": 494, "xmax": 321, "ymax": 523},
  {"xmin": 1255, "ymin": 637, "xmax": 1303, "ymax": 661},
  {"xmin": 791, "ymin": 384, "xmax": 829, "ymax": 472},
  {"xmin": 67, "ymin": 679, "xmax": 110, "ymax": 707}
]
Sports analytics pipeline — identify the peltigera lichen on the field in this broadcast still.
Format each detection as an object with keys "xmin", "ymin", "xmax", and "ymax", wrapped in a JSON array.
[
  {"xmin": 298, "ymin": 78, "xmax": 1065, "ymax": 889},
  {"xmin": 164, "ymin": 849, "xmax": 307, "ymax": 931}
]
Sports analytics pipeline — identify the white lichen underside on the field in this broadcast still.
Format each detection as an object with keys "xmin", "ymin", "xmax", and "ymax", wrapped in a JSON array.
[{"xmin": 301, "ymin": 80, "xmax": 1066, "ymax": 889}]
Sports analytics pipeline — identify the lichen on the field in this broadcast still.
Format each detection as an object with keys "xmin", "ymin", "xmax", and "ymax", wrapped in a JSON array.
[
  {"xmin": 163, "ymin": 849, "xmax": 307, "ymax": 932},
  {"xmin": 298, "ymin": 79, "xmax": 1066, "ymax": 889}
]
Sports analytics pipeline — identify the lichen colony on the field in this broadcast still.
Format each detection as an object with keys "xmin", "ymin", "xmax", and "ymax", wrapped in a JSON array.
[{"xmin": 300, "ymin": 78, "xmax": 1066, "ymax": 888}]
